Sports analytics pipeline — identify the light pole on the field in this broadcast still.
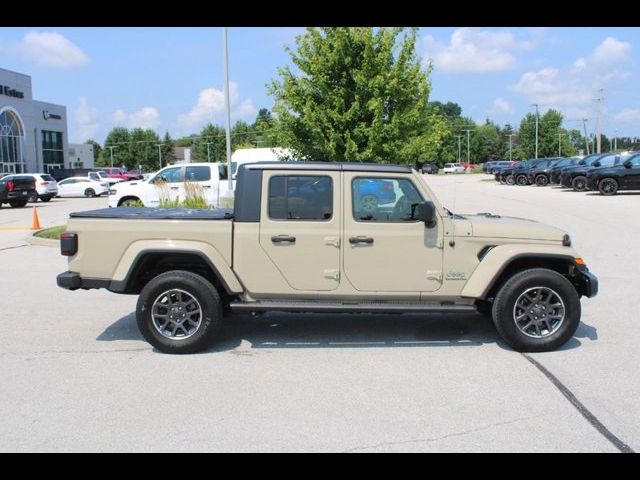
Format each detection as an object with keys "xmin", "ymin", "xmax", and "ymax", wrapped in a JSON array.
[
  {"xmin": 558, "ymin": 133, "xmax": 565, "ymax": 157},
  {"xmin": 222, "ymin": 27, "xmax": 233, "ymax": 195},
  {"xmin": 531, "ymin": 104, "xmax": 540, "ymax": 158},
  {"xmin": 155, "ymin": 144, "xmax": 163, "ymax": 169},
  {"xmin": 107, "ymin": 146, "xmax": 117, "ymax": 169},
  {"xmin": 507, "ymin": 134, "xmax": 516, "ymax": 161},
  {"xmin": 206, "ymin": 142, "xmax": 214, "ymax": 162},
  {"xmin": 457, "ymin": 135, "xmax": 463, "ymax": 162},
  {"xmin": 462, "ymin": 129, "xmax": 473, "ymax": 165}
]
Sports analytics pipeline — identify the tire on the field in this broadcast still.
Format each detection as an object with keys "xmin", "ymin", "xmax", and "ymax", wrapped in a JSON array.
[
  {"xmin": 515, "ymin": 175, "xmax": 528, "ymax": 186},
  {"xmin": 571, "ymin": 176, "xmax": 587, "ymax": 192},
  {"xmin": 491, "ymin": 268, "xmax": 581, "ymax": 352},
  {"xmin": 506, "ymin": 174, "xmax": 515, "ymax": 185},
  {"xmin": 136, "ymin": 270, "xmax": 224, "ymax": 354},
  {"xmin": 535, "ymin": 175, "xmax": 549, "ymax": 186},
  {"xmin": 119, "ymin": 197, "xmax": 142, "ymax": 207},
  {"xmin": 598, "ymin": 177, "xmax": 618, "ymax": 196},
  {"xmin": 41, "ymin": 196, "xmax": 52, "ymax": 202},
  {"xmin": 84, "ymin": 188, "xmax": 96, "ymax": 198},
  {"xmin": 27, "ymin": 191, "xmax": 38, "ymax": 203},
  {"xmin": 9, "ymin": 199, "xmax": 28, "ymax": 208}
]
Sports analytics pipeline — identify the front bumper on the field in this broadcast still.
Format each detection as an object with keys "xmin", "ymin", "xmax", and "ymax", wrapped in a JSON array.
[
  {"xmin": 57, "ymin": 271, "xmax": 111, "ymax": 291},
  {"xmin": 573, "ymin": 268, "xmax": 599, "ymax": 298}
]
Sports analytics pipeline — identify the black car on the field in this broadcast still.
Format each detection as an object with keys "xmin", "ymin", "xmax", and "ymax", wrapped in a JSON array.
[
  {"xmin": 528, "ymin": 157, "xmax": 578, "ymax": 186},
  {"xmin": 421, "ymin": 163, "xmax": 439, "ymax": 174},
  {"xmin": 0, "ymin": 175, "xmax": 36, "ymax": 208},
  {"xmin": 560, "ymin": 153, "xmax": 620, "ymax": 191},
  {"xmin": 501, "ymin": 159, "xmax": 549, "ymax": 186},
  {"xmin": 586, "ymin": 153, "xmax": 640, "ymax": 195},
  {"xmin": 513, "ymin": 158, "xmax": 559, "ymax": 186},
  {"xmin": 486, "ymin": 160, "xmax": 511, "ymax": 174},
  {"xmin": 551, "ymin": 153, "xmax": 607, "ymax": 185}
]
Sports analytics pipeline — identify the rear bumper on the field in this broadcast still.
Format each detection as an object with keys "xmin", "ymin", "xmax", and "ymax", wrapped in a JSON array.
[
  {"xmin": 5, "ymin": 190, "xmax": 31, "ymax": 200},
  {"xmin": 57, "ymin": 271, "xmax": 111, "ymax": 291}
]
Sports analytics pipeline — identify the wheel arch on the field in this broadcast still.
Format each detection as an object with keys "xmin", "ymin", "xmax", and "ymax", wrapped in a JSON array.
[{"xmin": 117, "ymin": 195, "xmax": 142, "ymax": 206}]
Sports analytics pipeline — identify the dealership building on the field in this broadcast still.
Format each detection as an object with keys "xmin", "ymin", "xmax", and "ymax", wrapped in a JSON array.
[{"xmin": 0, "ymin": 67, "xmax": 69, "ymax": 174}]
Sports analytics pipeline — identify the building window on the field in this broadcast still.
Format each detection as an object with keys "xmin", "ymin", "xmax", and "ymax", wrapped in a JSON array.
[
  {"xmin": 42, "ymin": 130, "xmax": 64, "ymax": 172},
  {"xmin": 0, "ymin": 110, "xmax": 25, "ymax": 173}
]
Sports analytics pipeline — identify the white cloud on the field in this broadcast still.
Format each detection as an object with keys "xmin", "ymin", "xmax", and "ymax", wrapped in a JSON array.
[
  {"xmin": 176, "ymin": 82, "xmax": 256, "ymax": 132},
  {"xmin": 614, "ymin": 109, "xmax": 640, "ymax": 123},
  {"xmin": 72, "ymin": 97, "xmax": 100, "ymax": 142},
  {"xmin": 113, "ymin": 107, "xmax": 159, "ymax": 129},
  {"xmin": 16, "ymin": 31, "xmax": 89, "ymax": 68},
  {"xmin": 489, "ymin": 98, "xmax": 514, "ymax": 116},
  {"xmin": 591, "ymin": 37, "xmax": 632, "ymax": 65},
  {"xmin": 421, "ymin": 28, "xmax": 538, "ymax": 73}
]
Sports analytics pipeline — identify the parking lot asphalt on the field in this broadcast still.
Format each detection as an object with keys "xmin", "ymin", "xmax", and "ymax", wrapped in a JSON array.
[{"xmin": 0, "ymin": 179, "xmax": 637, "ymax": 452}]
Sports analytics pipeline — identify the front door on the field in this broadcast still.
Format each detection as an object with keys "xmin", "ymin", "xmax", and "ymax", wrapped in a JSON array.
[
  {"xmin": 342, "ymin": 172, "xmax": 444, "ymax": 294},
  {"xmin": 258, "ymin": 171, "xmax": 340, "ymax": 291},
  {"xmin": 623, "ymin": 156, "xmax": 640, "ymax": 189},
  {"xmin": 152, "ymin": 166, "xmax": 184, "ymax": 205}
]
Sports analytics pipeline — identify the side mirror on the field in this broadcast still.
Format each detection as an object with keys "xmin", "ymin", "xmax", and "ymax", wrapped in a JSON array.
[
  {"xmin": 624, "ymin": 160, "xmax": 632, "ymax": 168},
  {"xmin": 414, "ymin": 201, "xmax": 437, "ymax": 228}
]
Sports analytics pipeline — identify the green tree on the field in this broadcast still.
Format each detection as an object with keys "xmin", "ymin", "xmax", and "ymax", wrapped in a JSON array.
[
  {"xmin": 192, "ymin": 123, "xmax": 226, "ymax": 162},
  {"xmin": 85, "ymin": 139, "xmax": 102, "ymax": 164},
  {"xmin": 269, "ymin": 27, "xmax": 444, "ymax": 164},
  {"xmin": 161, "ymin": 131, "xmax": 176, "ymax": 165},
  {"xmin": 129, "ymin": 128, "xmax": 161, "ymax": 171},
  {"xmin": 100, "ymin": 127, "xmax": 131, "ymax": 168},
  {"xmin": 253, "ymin": 108, "xmax": 277, "ymax": 147},
  {"xmin": 231, "ymin": 120, "xmax": 255, "ymax": 149}
]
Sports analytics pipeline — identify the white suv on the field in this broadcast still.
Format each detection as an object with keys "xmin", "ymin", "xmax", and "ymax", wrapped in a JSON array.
[
  {"xmin": 443, "ymin": 163, "xmax": 465, "ymax": 174},
  {"xmin": 2, "ymin": 173, "xmax": 58, "ymax": 202}
]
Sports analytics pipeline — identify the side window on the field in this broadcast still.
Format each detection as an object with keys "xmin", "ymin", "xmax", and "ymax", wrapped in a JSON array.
[
  {"xmin": 218, "ymin": 164, "xmax": 228, "ymax": 180},
  {"xmin": 352, "ymin": 177, "xmax": 424, "ymax": 222},
  {"xmin": 631, "ymin": 156, "xmax": 640, "ymax": 166},
  {"xmin": 155, "ymin": 167, "xmax": 183, "ymax": 184},
  {"xmin": 268, "ymin": 175, "xmax": 333, "ymax": 221},
  {"xmin": 185, "ymin": 166, "xmax": 211, "ymax": 182}
]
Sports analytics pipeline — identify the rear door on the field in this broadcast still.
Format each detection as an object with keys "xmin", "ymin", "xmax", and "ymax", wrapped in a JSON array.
[
  {"xmin": 625, "ymin": 156, "xmax": 640, "ymax": 189},
  {"xmin": 258, "ymin": 170, "xmax": 341, "ymax": 291},
  {"xmin": 342, "ymin": 172, "xmax": 444, "ymax": 295},
  {"xmin": 185, "ymin": 165, "xmax": 217, "ymax": 207}
]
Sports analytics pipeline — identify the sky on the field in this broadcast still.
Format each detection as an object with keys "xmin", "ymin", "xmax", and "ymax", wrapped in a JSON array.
[{"xmin": 0, "ymin": 27, "xmax": 638, "ymax": 144}]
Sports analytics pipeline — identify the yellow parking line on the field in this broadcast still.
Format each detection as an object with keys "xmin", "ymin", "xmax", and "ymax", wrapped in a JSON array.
[{"xmin": 0, "ymin": 226, "xmax": 35, "ymax": 231}]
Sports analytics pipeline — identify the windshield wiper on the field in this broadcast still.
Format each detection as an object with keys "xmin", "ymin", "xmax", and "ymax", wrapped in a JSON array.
[{"xmin": 445, "ymin": 207, "xmax": 466, "ymax": 219}]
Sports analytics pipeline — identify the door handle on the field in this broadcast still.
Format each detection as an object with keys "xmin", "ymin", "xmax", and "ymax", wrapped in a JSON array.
[
  {"xmin": 349, "ymin": 236, "xmax": 374, "ymax": 245},
  {"xmin": 203, "ymin": 185, "xmax": 212, "ymax": 188},
  {"xmin": 170, "ymin": 187, "xmax": 179, "ymax": 190},
  {"xmin": 271, "ymin": 235, "xmax": 296, "ymax": 243}
]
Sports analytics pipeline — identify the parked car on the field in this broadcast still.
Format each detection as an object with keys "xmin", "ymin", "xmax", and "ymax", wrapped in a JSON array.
[
  {"xmin": 498, "ymin": 160, "xmax": 537, "ymax": 185},
  {"xmin": 58, "ymin": 161, "xmax": 598, "ymax": 354},
  {"xmin": 485, "ymin": 161, "xmax": 511, "ymax": 174},
  {"xmin": 537, "ymin": 157, "xmax": 580, "ymax": 186},
  {"xmin": 586, "ymin": 152, "xmax": 640, "ymax": 195},
  {"xmin": 511, "ymin": 159, "xmax": 558, "ymax": 186},
  {"xmin": 0, "ymin": 175, "xmax": 37, "ymax": 208},
  {"xmin": 560, "ymin": 154, "xmax": 620, "ymax": 191},
  {"xmin": 101, "ymin": 167, "xmax": 144, "ymax": 181},
  {"xmin": 519, "ymin": 158, "xmax": 561, "ymax": 186},
  {"xmin": 88, "ymin": 171, "xmax": 121, "ymax": 187},
  {"xmin": 550, "ymin": 153, "xmax": 607, "ymax": 185},
  {"xmin": 443, "ymin": 163, "xmax": 465, "ymax": 174},
  {"xmin": 493, "ymin": 161, "xmax": 518, "ymax": 182},
  {"xmin": 108, "ymin": 163, "xmax": 230, "ymax": 208},
  {"xmin": 1, "ymin": 173, "xmax": 58, "ymax": 202},
  {"xmin": 421, "ymin": 163, "xmax": 439, "ymax": 174},
  {"xmin": 57, "ymin": 177, "xmax": 109, "ymax": 198}
]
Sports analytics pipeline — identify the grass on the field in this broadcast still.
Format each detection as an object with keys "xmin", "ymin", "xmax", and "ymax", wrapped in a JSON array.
[{"xmin": 34, "ymin": 225, "xmax": 66, "ymax": 240}]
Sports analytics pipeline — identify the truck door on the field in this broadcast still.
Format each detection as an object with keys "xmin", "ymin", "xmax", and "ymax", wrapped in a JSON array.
[
  {"xmin": 258, "ymin": 170, "xmax": 341, "ymax": 291},
  {"xmin": 342, "ymin": 172, "xmax": 444, "ymax": 293},
  {"xmin": 185, "ymin": 165, "xmax": 217, "ymax": 207}
]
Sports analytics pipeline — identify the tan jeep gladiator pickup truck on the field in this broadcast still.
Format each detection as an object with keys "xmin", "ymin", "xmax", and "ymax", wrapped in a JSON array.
[{"xmin": 57, "ymin": 162, "xmax": 598, "ymax": 354}]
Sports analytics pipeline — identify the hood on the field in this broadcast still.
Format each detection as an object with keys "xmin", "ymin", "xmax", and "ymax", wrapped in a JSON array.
[{"xmin": 461, "ymin": 213, "xmax": 567, "ymax": 242}]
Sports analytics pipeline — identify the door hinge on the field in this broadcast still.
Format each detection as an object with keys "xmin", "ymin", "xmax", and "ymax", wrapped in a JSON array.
[
  {"xmin": 324, "ymin": 236, "xmax": 340, "ymax": 248},
  {"xmin": 323, "ymin": 269, "xmax": 340, "ymax": 281}
]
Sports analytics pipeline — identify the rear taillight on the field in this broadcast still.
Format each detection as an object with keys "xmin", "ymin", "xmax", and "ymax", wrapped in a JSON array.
[
  {"xmin": 40, "ymin": 181, "xmax": 50, "ymax": 186},
  {"xmin": 60, "ymin": 232, "xmax": 78, "ymax": 256},
  {"xmin": 7, "ymin": 180, "xmax": 14, "ymax": 192},
  {"xmin": 100, "ymin": 183, "xmax": 107, "ymax": 187}
]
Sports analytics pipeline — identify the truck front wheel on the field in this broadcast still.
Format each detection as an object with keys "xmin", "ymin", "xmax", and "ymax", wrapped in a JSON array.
[
  {"xmin": 491, "ymin": 268, "xmax": 580, "ymax": 352},
  {"xmin": 136, "ymin": 270, "xmax": 223, "ymax": 354}
]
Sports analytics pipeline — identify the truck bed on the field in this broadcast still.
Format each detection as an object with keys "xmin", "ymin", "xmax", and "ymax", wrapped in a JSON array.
[{"xmin": 70, "ymin": 207, "xmax": 234, "ymax": 220}]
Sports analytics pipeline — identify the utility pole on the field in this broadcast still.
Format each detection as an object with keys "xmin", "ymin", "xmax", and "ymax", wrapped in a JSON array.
[
  {"xmin": 581, "ymin": 118, "xmax": 590, "ymax": 155},
  {"xmin": 457, "ymin": 135, "xmax": 463, "ymax": 162},
  {"xmin": 222, "ymin": 27, "xmax": 233, "ymax": 194},
  {"xmin": 206, "ymin": 142, "xmax": 214, "ymax": 162},
  {"xmin": 107, "ymin": 146, "xmax": 117, "ymax": 169},
  {"xmin": 595, "ymin": 88, "xmax": 603, "ymax": 154},
  {"xmin": 462, "ymin": 129, "xmax": 472, "ymax": 165},
  {"xmin": 531, "ymin": 104, "xmax": 540, "ymax": 158},
  {"xmin": 507, "ymin": 134, "xmax": 516, "ymax": 161},
  {"xmin": 155, "ymin": 144, "xmax": 163, "ymax": 169},
  {"xmin": 558, "ymin": 133, "xmax": 565, "ymax": 157}
]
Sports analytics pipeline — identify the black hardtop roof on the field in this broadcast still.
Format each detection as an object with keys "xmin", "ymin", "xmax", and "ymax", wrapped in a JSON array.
[{"xmin": 241, "ymin": 161, "xmax": 413, "ymax": 174}]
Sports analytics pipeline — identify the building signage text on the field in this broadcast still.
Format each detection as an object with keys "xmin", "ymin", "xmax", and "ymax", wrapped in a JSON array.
[
  {"xmin": 43, "ymin": 110, "xmax": 62, "ymax": 120},
  {"xmin": 0, "ymin": 85, "xmax": 25, "ymax": 99}
]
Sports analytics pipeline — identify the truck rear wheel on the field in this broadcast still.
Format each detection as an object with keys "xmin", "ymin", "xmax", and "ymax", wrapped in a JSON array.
[
  {"xmin": 136, "ymin": 270, "xmax": 224, "ymax": 354},
  {"xmin": 491, "ymin": 268, "xmax": 580, "ymax": 352}
]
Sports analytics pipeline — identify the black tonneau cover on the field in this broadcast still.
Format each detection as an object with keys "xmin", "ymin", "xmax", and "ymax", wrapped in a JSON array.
[{"xmin": 70, "ymin": 207, "xmax": 234, "ymax": 220}]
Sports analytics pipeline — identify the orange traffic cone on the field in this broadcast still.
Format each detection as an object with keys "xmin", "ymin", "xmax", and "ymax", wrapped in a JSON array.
[{"xmin": 31, "ymin": 206, "xmax": 41, "ymax": 230}]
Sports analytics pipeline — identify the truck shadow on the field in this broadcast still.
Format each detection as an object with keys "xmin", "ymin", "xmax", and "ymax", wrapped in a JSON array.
[{"xmin": 97, "ymin": 312, "xmax": 598, "ymax": 353}]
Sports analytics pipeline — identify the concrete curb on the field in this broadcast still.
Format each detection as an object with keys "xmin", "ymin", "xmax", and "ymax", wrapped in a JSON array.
[{"xmin": 24, "ymin": 232, "xmax": 58, "ymax": 248}]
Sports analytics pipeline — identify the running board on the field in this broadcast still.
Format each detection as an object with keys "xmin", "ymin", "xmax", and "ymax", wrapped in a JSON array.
[{"xmin": 229, "ymin": 300, "xmax": 477, "ymax": 314}]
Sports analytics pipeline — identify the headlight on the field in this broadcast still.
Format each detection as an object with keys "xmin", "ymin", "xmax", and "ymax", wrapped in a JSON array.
[
  {"xmin": 562, "ymin": 234, "xmax": 571, "ymax": 246},
  {"xmin": 109, "ymin": 190, "xmax": 117, "ymax": 196}
]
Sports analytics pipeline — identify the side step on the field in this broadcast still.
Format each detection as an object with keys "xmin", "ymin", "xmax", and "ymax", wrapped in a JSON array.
[{"xmin": 229, "ymin": 300, "xmax": 477, "ymax": 314}]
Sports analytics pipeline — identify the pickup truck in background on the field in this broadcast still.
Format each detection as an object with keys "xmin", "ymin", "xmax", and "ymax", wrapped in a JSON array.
[
  {"xmin": 88, "ymin": 170, "xmax": 121, "ymax": 187},
  {"xmin": 58, "ymin": 162, "xmax": 598, "ymax": 354},
  {"xmin": 0, "ymin": 175, "xmax": 37, "ymax": 208},
  {"xmin": 108, "ymin": 162, "xmax": 231, "ymax": 208},
  {"xmin": 101, "ymin": 167, "xmax": 144, "ymax": 181}
]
